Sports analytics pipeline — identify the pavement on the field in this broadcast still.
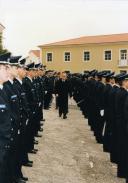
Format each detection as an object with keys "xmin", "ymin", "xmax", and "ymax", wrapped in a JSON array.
[{"xmin": 23, "ymin": 101, "xmax": 125, "ymax": 183}]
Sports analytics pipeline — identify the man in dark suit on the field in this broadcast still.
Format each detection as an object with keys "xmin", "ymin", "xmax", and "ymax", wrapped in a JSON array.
[
  {"xmin": 55, "ymin": 72, "xmax": 72, "ymax": 119},
  {"xmin": 54, "ymin": 72, "xmax": 60, "ymax": 110}
]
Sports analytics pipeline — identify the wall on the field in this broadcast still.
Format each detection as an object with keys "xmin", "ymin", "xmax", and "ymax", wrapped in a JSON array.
[{"xmin": 40, "ymin": 43, "xmax": 128, "ymax": 73}]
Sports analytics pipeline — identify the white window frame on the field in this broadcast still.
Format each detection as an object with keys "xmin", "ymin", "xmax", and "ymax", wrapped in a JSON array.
[
  {"xmin": 64, "ymin": 70, "xmax": 72, "ymax": 73},
  {"xmin": 119, "ymin": 49, "xmax": 128, "ymax": 60},
  {"xmin": 120, "ymin": 70, "xmax": 127, "ymax": 74},
  {"xmin": 104, "ymin": 49, "xmax": 112, "ymax": 61},
  {"xmin": 64, "ymin": 51, "xmax": 71, "ymax": 62},
  {"xmin": 118, "ymin": 49, "xmax": 128, "ymax": 66},
  {"xmin": 83, "ymin": 50, "xmax": 91, "ymax": 62},
  {"xmin": 46, "ymin": 52, "xmax": 53, "ymax": 62},
  {"xmin": 102, "ymin": 69, "xmax": 112, "ymax": 73}
]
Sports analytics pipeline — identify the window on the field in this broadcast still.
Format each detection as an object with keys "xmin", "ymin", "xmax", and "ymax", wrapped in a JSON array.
[
  {"xmin": 120, "ymin": 70, "xmax": 127, "ymax": 74},
  {"xmin": 84, "ymin": 70, "xmax": 89, "ymax": 73},
  {"xmin": 84, "ymin": 51, "xmax": 90, "ymax": 61},
  {"xmin": 103, "ymin": 70, "xmax": 111, "ymax": 73},
  {"xmin": 104, "ymin": 50, "xmax": 112, "ymax": 61},
  {"xmin": 46, "ymin": 53, "xmax": 52, "ymax": 62},
  {"xmin": 64, "ymin": 52, "xmax": 71, "ymax": 61},
  {"xmin": 64, "ymin": 70, "xmax": 71, "ymax": 74},
  {"xmin": 120, "ymin": 49, "xmax": 127, "ymax": 60}
]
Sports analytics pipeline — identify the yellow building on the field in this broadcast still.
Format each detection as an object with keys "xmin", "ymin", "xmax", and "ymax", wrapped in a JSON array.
[{"xmin": 39, "ymin": 33, "xmax": 128, "ymax": 73}]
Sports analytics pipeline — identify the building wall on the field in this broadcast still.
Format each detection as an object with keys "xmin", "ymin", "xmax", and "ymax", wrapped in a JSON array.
[
  {"xmin": 40, "ymin": 43, "xmax": 128, "ymax": 73},
  {"xmin": 27, "ymin": 52, "xmax": 40, "ymax": 64}
]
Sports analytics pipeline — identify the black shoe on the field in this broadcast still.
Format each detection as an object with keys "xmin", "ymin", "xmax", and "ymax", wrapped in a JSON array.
[
  {"xmin": 34, "ymin": 140, "xmax": 38, "ymax": 143},
  {"xmin": 13, "ymin": 178, "xmax": 26, "ymax": 183},
  {"xmin": 35, "ymin": 134, "xmax": 42, "ymax": 138},
  {"xmin": 42, "ymin": 119, "xmax": 45, "ymax": 121},
  {"xmin": 23, "ymin": 162, "xmax": 33, "ymax": 167},
  {"xmin": 40, "ymin": 123, "xmax": 44, "ymax": 126},
  {"xmin": 44, "ymin": 108, "xmax": 49, "ymax": 110},
  {"xmin": 63, "ymin": 115, "xmax": 67, "ymax": 119},
  {"xmin": 39, "ymin": 128, "xmax": 43, "ymax": 132},
  {"xmin": 28, "ymin": 160, "xmax": 33, "ymax": 164},
  {"xmin": 34, "ymin": 148, "xmax": 38, "ymax": 152},
  {"xmin": 59, "ymin": 113, "xmax": 62, "ymax": 117},
  {"xmin": 18, "ymin": 178, "xmax": 26, "ymax": 183},
  {"xmin": 21, "ymin": 176, "xmax": 28, "ymax": 181},
  {"xmin": 29, "ymin": 150, "xmax": 37, "ymax": 154},
  {"xmin": 34, "ymin": 141, "xmax": 38, "ymax": 145}
]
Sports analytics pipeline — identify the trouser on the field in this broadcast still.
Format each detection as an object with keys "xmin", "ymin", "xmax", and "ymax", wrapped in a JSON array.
[
  {"xmin": 55, "ymin": 96, "xmax": 59, "ymax": 109},
  {"xmin": 20, "ymin": 128, "xmax": 29, "ymax": 165},
  {"xmin": 59, "ymin": 105, "xmax": 68, "ymax": 117},
  {"xmin": 25, "ymin": 113, "xmax": 36, "ymax": 152},
  {"xmin": 0, "ymin": 147, "xmax": 10, "ymax": 183},
  {"xmin": 13, "ymin": 134, "xmax": 23, "ymax": 179},
  {"xmin": 44, "ymin": 92, "xmax": 53, "ymax": 109}
]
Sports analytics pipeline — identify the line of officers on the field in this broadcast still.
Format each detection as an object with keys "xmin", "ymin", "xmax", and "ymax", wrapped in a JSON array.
[
  {"xmin": 71, "ymin": 70, "xmax": 128, "ymax": 182},
  {"xmin": 0, "ymin": 52, "xmax": 47, "ymax": 183}
]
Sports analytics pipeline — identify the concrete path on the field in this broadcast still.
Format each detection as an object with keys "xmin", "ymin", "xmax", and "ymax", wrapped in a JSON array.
[{"xmin": 23, "ymin": 102, "xmax": 125, "ymax": 183}]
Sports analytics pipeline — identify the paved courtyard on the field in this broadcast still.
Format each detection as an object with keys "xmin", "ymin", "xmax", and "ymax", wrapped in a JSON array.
[{"xmin": 23, "ymin": 101, "xmax": 125, "ymax": 183}]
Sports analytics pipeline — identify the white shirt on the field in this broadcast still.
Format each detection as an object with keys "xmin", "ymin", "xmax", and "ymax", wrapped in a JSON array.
[
  {"xmin": 9, "ymin": 79, "xmax": 14, "ymax": 84},
  {"xmin": 16, "ymin": 78, "xmax": 22, "ymax": 85},
  {"xmin": 27, "ymin": 76, "xmax": 33, "ymax": 82}
]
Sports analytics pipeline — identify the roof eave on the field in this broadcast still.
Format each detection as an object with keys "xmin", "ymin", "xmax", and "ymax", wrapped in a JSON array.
[
  {"xmin": 0, "ymin": 23, "xmax": 5, "ymax": 29},
  {"xmin": 39, "ymin": 41, "xmax": 128, "ymax": 48}
]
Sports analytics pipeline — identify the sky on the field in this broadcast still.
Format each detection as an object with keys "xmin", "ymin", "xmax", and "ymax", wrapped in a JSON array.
[{"xmin": 0, "ymin": 0, "xmax": 128, "ymax": 56}]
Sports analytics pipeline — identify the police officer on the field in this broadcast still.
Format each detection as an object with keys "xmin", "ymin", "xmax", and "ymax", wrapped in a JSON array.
[
  {"xmin": 4, "ymin": 56, "xmax": 28, "ymax": 182},
  {"xmin": 22, "ymin": 63, "xmax": 39, "ymax": 154},
  {"xmin": 0, "ymin": 52, "xmax": 16, "ymax": 183},
  {"xmin": 114, "ymin": 73, "xmax": 128, "ymax": 179},
  {"xmin": 13, "ymin": 59, "xmax": 33, "ymax": 167},
  {"xmin": 102, "ymin": 72, "xmax": 115, "ymax": 153},
  {"xmin": 44, "ymin": 70, "xmax": 55, "ymax": 110}
]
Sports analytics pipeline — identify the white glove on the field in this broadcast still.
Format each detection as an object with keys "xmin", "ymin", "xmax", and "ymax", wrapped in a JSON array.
[
  {"xmin": 39, "ymin": 102, "xmax": 42, "ymax": 107},
  {"xmin": 26, "ymin": 119, "xmax": 29, "ymax": 125},
  {"xmin": 100, "ymin": 110, "xmax": 104, "ymax": 116}
]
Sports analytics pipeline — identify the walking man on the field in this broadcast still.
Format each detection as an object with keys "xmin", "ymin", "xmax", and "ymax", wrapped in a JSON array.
[{"xmin": 55, "ymin": 72, "xmax": 72, "ymax": 119}]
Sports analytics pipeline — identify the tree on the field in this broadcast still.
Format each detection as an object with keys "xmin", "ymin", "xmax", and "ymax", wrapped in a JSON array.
[{"xmin": 0, "ymin": 32, "xmax": 8, "ymax": 55}]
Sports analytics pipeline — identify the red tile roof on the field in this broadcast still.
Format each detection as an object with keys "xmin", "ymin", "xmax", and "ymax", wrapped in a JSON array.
[
  {"xmin": 30, "ymin": 50, "xmax": 40, "ymax": 57},
  {"xmin": 39, "ymin": 33, "xmax": 128, "ymax": 47},
  {"xmin": 0, "ymin": 23, "xmax": 5, "ymax": 30}
]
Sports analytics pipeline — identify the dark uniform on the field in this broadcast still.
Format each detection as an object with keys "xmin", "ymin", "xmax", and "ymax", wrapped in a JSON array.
[
  {"xmin": 55, "ymin": 78, "xmax": 72, "ymax": 118},
  {"xmin": 44, "ymin": 73, "xmax": 55, "ymax": 109},
  {"xmin": 0, "ymin": 53, "xmax": 15, "ymax": 183},
  {"xmin": 102, "ymin": 73, "xmax": 114, "ymax": 153},
  {"xmin": 108, "ymin": 84, "xmax": 120, "ymax": 164},
  {"xmin": 115, "ymin": 83, "xmax": 128, "ymax": 178}
]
